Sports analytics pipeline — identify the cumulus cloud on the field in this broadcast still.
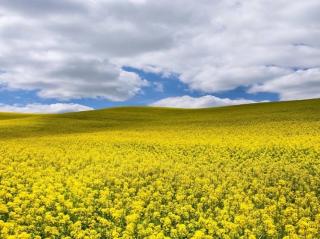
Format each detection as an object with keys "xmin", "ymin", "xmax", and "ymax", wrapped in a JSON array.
[
  {"xmin": 151, "ymin": 95, "xmax": 261, "ymax": 108},
  {"xmin": 0, "ymin": 103, "xmax": 93, "ymax": 113},
  {"xmin": 249, "ymin": 68, "xmax": 320, "ymax": 100},
  {"xmin": 0, "ymin": 57, "xmax": 147, "ymax": 101},
  {"xmin": 0, "ymin": 0, "xmax": 319, "ymax": 101}
]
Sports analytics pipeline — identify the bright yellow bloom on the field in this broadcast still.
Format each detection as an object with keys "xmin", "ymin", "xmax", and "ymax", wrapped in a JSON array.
[{"xmin": 0, "ymin": 99, "xmax": 319, "ymax": 238}]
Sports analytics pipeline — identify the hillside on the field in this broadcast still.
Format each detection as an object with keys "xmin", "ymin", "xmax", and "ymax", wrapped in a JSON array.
[
  {"xmin": 0, "ymin": 98, "xmax": 319, "ymax": 140},
  {"xmin": 0, "ymin": 99, "xmax": 319, "ymax": 238}
]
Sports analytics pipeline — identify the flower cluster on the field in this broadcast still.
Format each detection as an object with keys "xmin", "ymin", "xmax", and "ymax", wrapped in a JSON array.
[{"xmin": 0, "ymin": 103, "xmax": 319, "ymax": 238}]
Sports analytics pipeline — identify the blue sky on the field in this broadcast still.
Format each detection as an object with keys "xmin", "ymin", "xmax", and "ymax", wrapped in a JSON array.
[
  {"xmin": 0, "ymin": 0, "xmax": 319, "ymax": 113},
  {"xmin": 0, "ymin": 67, "xmax": 279, "ymax": 111}
]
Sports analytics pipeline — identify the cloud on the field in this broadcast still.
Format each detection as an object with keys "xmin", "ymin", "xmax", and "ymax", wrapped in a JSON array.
[
  {"xmin": 151, "ymin": 95, "xmax": 261, "ymax": 108},
  {"xmin": 249, "ymin": 68, "xmax": 320, "ymax": 100},
  {"xmin": 0, "ymin": 58, "xmax": 147, "ymax": 101},
  {"xmin": 0, "ymin": 0, "xmax": 319, "ymax": 101},
  {"xmin": 0, "ymin": 103, "xmax": 93, "ymax": 113},
  {"xmin": 180, "ymin": 66, "xmax": 292, "ymax": 93},
  {"xmin": 0, "ymin": 0, "xmax": 87, "ymax": 16}
]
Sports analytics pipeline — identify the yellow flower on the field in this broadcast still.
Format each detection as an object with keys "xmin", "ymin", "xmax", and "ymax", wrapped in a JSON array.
[
  {"xmin": 0, "ymin": 100, "xmax": 319, "ymax": 237},
  {"xmin": 0, "ymin": 204, "xmax": 8, "ymax": 214}
]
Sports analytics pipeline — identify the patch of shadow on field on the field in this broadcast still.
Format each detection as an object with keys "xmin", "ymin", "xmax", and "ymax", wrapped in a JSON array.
[{"xmin": 0, "ymin": 117, "xmax": 151, "ymax": 140}]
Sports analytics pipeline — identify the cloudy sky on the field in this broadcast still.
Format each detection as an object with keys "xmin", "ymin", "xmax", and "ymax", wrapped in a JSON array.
[{"xmin": 0, "ymin": 0, "xmax": 319, "ymax": 113}]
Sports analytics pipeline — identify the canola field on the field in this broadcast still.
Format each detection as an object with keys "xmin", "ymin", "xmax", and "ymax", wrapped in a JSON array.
[{"xmin": 0, "ymin": 99, "xmax": 320, "ymax": 239}]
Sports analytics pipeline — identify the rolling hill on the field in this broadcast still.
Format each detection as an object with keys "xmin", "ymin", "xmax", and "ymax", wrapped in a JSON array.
[
  {"xmin": 0, "ymin": 98, "xmax": 319, "ymax": 139},
  {"xmin": 0, "ymin": 99, "xmax": 319, "ymax": 238}
]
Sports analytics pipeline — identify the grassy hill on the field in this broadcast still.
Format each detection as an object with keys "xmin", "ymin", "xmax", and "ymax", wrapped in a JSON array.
[
  {"xmin": 0, "ymin": 98, "xmax": 319, "ymax": 140},
  {"xmin": 0, "ymin": 99, "xmax": 319, "ymax": 238}
]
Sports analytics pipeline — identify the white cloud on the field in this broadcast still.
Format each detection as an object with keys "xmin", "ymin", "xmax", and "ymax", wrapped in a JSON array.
[
  {"xmin": 249, "ymin": 68, "xmax": 320, "ymax": 100},
  {"xmin": 0, "ymin": 103, "xmax": 93, "ymax": 113},
  {"xmin": 0, "ymin": 0, "xmax": 319, "ymax": 101},
  {"xmin": 151, "ymin": 95, "xmax": 261, "ymax": 108},
  {"xmin": 0, "ymin": 58, "xmax": 147, "ymax": 101},
  {"xmin": 180, "ymin": 66, "xmax": 292, "ymax": 93}
]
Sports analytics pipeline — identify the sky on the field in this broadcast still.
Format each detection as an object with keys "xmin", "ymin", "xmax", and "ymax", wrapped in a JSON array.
[{"xmin": 0, "ymin": 0, "xmax": 319, "ymax": 113}]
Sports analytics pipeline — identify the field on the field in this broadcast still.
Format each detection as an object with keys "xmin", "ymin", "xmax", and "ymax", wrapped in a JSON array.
[{"xmin": 0, "ymin": 99, "xmax": 319, "ymax": 239}]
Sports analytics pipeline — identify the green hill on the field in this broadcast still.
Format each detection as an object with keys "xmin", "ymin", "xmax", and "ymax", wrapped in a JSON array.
[{"xmin": 0, "ymin": 98, "xmax": 319, "ymax": 140}]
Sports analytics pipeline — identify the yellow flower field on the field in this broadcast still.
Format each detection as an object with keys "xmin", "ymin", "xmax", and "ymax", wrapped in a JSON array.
[{"xmin": 0, "ymin": 99, "xmax": 319, "ymax": 238}]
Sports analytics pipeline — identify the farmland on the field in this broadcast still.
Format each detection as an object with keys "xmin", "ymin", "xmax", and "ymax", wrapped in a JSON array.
[{"xmin": 0, "ymin": 99, "xmax": 319, "ymax": 238}]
